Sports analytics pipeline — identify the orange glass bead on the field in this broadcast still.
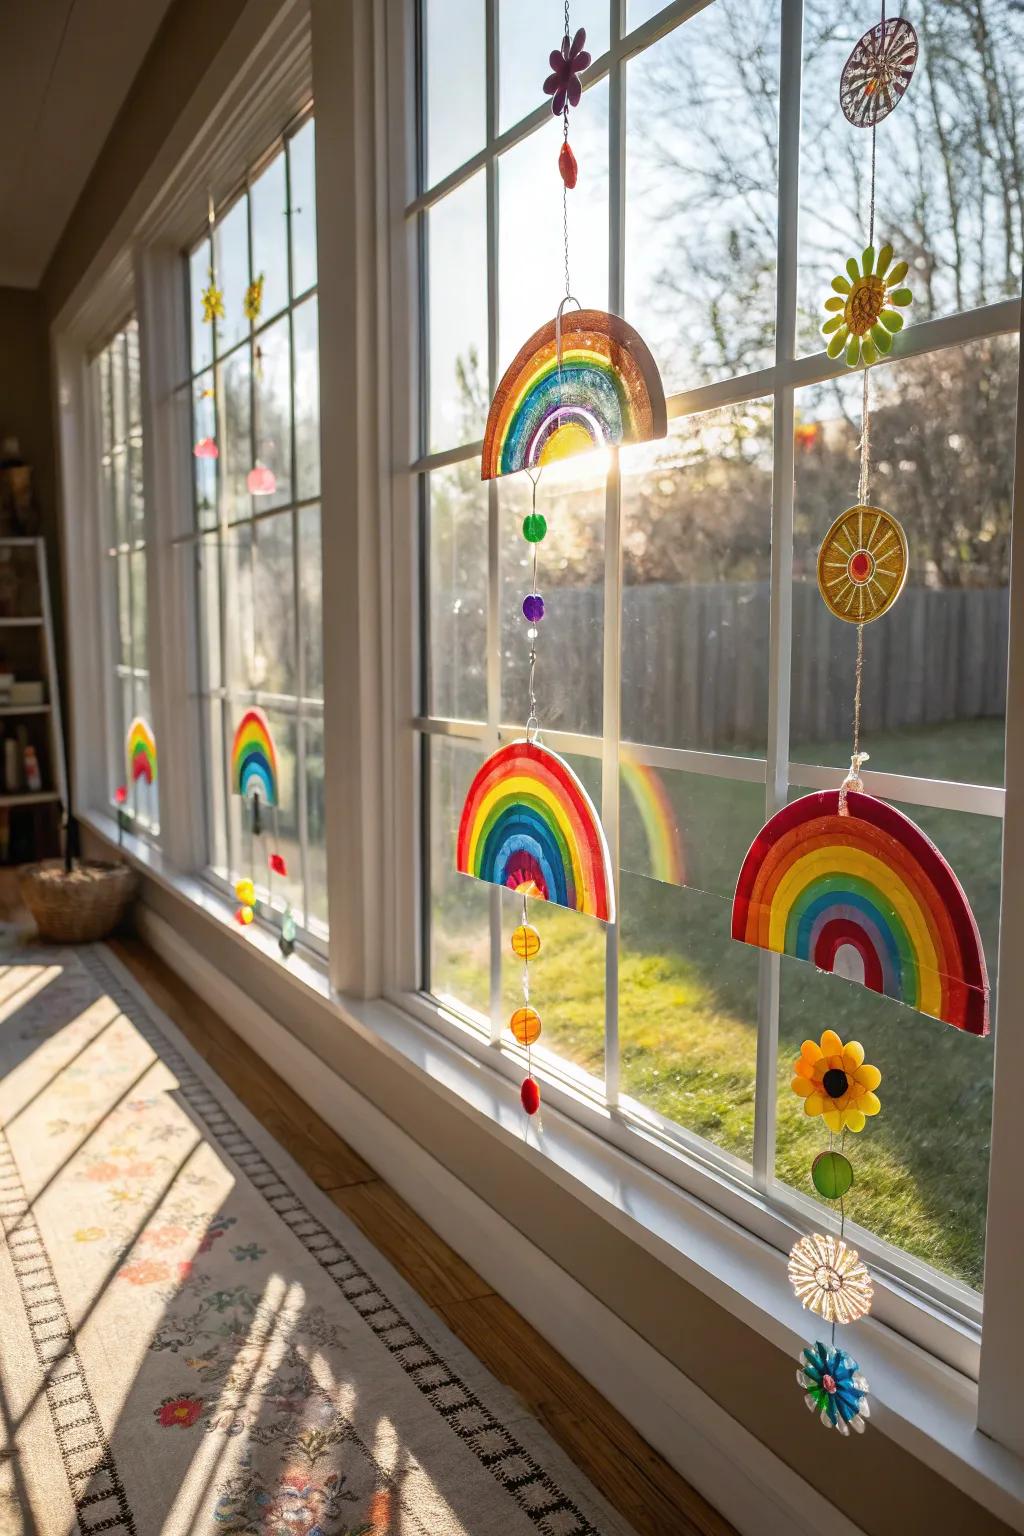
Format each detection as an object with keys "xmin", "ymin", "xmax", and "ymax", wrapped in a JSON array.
[
  {"xmin": 510, "ymin": 1006, "xmax": 542, "ymax": 1046},
  {"xmin": 521, "ymin": 1077, "xmax": 541, "ymax": 1115},
  {"xmin": 559, "ymin": 140, "xmax": 578, "ymax": 189},
  {"xmin": 511, "ymin": 924, "xmax": 541, "ymax": 961}
]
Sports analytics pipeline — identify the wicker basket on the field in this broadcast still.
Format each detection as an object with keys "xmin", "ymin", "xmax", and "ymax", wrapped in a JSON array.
[{"xmin": 19, "ymin": 860, "xmax": 138, "ymax": 944}]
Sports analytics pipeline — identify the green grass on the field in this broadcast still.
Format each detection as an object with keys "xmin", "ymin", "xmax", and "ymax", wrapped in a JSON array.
[{"xmin": 435, "ymin": 717, "xmax": 1004, "ymax": 1291}]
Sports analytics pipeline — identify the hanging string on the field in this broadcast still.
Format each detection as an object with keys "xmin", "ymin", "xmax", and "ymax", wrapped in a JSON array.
[
  {"xmin": 524, "ymin": 468, "xmax": 543, "ymax": 742},
  {"xmin": 207, "ymin": 191, "xmax": 216, "ymax": 284},
  {"xmin": 840, "ymin": 0, "xmax": 887, "ymax": 815},
  {"xmin": 562, "ymin": 0, "xmax": 571, "ymax": 301}
]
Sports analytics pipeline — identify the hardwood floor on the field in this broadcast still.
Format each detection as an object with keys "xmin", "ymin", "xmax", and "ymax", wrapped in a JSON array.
[{"xmin": 109, "ymin": 936, "xmax": 736, "ymax": 1536}]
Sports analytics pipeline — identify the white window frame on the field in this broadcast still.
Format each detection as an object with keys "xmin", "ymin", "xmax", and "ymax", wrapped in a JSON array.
[
  {"xmin": 383, "ymin": 0, "xmax": 1024, "ymax": 1384},
  {"xmin": 172, "ymin": 108, "xmax": 327, "ymax": 955},
  {"xmin": 91, "ymin": 317, "xmax": 160, "ymax": 837}
]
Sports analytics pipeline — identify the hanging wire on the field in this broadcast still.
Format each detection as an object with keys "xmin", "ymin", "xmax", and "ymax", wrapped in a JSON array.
[
  {"xmin": 524, "ymin": 469, "xmax": 543, "ymax": 741},
  {"xmin": 561, "ymin": 0, "xmax": 572, "ymax": 302},
  {"xmin": 842, "ymin": 0, "xmax": 887, "ymax": 812}
]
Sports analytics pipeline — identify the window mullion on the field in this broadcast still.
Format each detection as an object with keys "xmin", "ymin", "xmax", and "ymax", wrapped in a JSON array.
[
  {"xmin": 602, "ymin": 0, "xmax": 627, "ymax": 1108},
  {"xmin": 977, "ymin": 315, "xmax": 1024, "ymax": 1453},
  {"xmin": 753, "ymin": 0, "xmax": 803, "ymax": 1193},
  {"xmin": 485, "ymin": 0, "xmax": 503, "ymax": 1044}
]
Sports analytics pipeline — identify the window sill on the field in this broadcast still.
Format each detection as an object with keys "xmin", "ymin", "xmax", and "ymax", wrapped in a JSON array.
[{"xmin": 84, "ymin": 808, "xmax": 1024, "ymax": 1531}]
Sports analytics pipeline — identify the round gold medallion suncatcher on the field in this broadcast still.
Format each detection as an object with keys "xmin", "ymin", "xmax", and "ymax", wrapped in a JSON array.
[{"xmin": 817, "ymin": 504, "xmax": 908, "ymax": 624}]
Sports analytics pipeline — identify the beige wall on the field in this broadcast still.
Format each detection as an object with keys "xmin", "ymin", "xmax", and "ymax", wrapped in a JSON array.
[{"xmin": 112, "ymin": 851, "xmax": 1014, "ymax": 1536}]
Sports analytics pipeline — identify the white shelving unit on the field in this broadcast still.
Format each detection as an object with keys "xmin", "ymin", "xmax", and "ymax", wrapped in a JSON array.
[{"xmin": 0, "ymin": 538, "xmax": 67, "ymax": 822}]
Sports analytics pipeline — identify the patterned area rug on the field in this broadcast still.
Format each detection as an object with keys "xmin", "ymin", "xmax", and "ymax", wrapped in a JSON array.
[{"xmin": 0, "ymin": 945, "xmax": 636, "ymax": 1536}]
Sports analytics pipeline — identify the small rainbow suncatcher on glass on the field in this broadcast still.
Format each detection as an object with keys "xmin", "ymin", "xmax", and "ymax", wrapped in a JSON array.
[
  {"xmin": 731, "ymin": 788, "xmax": 989, "ymax": 1036},
  {"xmin": 481, "ymin": 308, "xmax": 667, "ymax": 480},
  {"xmin": 456, "ymin": 740, "xmax": 614, "ymax": 924}
]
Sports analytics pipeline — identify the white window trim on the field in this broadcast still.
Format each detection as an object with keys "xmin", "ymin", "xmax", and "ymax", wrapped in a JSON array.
[{"xmin": 382, "ymin": 0, "xmax": 1024, "ymax": 1453}]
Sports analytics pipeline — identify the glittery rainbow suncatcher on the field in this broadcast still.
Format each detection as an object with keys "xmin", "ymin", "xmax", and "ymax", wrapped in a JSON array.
[
  {"xmin": 481, "ymin": 309, "xmax": 667, "ymax": 480},
  {"xmin": 457, "ymin": 740, "xmax": 614, "ymax": 922},
  {"xmin": 126, "ymin": 716, "xmax": 156, "ymax": 785},
  {"xmin": 731, "ymin": 789, "xmax": 989, "ymax": 1035},
  {"xmin": 231, "ymin": 707, "xmax": 278, "ymax": 807},
  {"xmin": 621, "ymin": 760, "xmax": 685, "ymax": 887}
]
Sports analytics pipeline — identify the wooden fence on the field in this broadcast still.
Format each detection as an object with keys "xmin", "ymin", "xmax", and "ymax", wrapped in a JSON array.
[{"xmin": 435, "ymin": 581, "xmax": 1009, "ymax": 751}]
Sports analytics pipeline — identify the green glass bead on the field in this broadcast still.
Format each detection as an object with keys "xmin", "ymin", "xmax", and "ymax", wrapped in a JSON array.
[
  {"xmin": 812, "ymin": 1150, "xmax": 854, "ymax": 1201},
  {"xmin": 523, "ymin": 512, "xmax": 547, "ymax": 543}
]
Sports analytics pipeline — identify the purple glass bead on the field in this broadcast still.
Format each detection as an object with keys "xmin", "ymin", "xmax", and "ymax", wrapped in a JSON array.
[{"xmin": 522, "ymin": 593, "xmax": 545, "ymax": 623}]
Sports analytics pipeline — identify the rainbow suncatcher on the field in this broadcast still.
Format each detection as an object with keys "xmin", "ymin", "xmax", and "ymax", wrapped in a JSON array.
[
  {"xmin": 732, "ymin": 790, "xmax": 989, "ymax": 1035},
  {"xmin": 457, "ymin": 740, "xmax": 615, "ymax": 922},
  {"xmin": 482, "ymin": 309, "xmax": 667, "ymax": 480},
  {"xmin": 231, "ymin": 707, "xmax": 279, "ymax": 807},
  {"xmin": 126, "ymin": 717, "xmax": 157, "ymax": 785}
]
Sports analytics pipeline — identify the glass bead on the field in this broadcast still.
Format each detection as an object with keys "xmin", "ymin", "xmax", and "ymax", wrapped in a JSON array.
[
  {"xmin": 511, "ymin": 923, "xmax": 541, "ymax": 960},
  {"xmin": 523, "ymin": 512, "xmax": 547, "ymax": 543},
  {"xmin": 510, "ymin": 1006, "xmax": 543, "ymax": 1046},
  {"xmin": 521, "ymin": 1077, "xmax": 541, "ymax": 1115},
  {"xmin": 527, "ymin": 626, "xmax": 538, "ymax": 641},
  {"xmin": 522, "ymin": 593, "xmax": 545, "ymax": 623},
  {"xmin": 812, "ymin": 1151, "xmax": 854, "ymax": 1201}
]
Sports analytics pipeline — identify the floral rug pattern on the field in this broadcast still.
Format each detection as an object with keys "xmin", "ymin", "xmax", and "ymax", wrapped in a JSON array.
[{"xmin": 0, "ymin": 947, "xmax": 633, "ymax": 1536}]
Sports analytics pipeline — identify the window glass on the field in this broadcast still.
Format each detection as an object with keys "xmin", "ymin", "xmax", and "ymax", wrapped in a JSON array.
[
  {"xmin": 498, "ymin": 82, "xmax": 609, "ymax": 373},
  {"xmin": 498, "ymin": 0, "xmax": 608, "ymax": 133},
  {"xmin": 427, "ymin": 171, "xmax": 488, "ymax": 453},
  {"xmin": 428, "ymin": 736, "xmax": 491, "ymax": 1019},
  {"xmin": 94, "ymin": 321, "xmax": 156, "ymax": 831},
  {"xmin": 412, "ymin": 0, "xmax": 1018, "ymax": 1308},
  {"xmin": 250, "ymin": 148, "xmax": 289, "ymax": 322},
  {"xmin": 289, "ymin": 119, "xmax": 318, "ymax": 296},
  {"xmin": 622, "ymin": 401, "xmax": 774, "ymax": 755},
  {"xmin": 798, "ymin": 2, "xmax": 1024, "ymax": 352},
  {"xmin": 426, "ymin": 462, "xmax": 488, "ymax": 723},
  {"xmin": 293, "ymin": 295, "xmax": 321, "ymax": 501},
  {"xmin": 790, "ymin": 334, "xmax": 1017, "ymax": 786},
  {"xmin": 183, "ymin": 114, "xmax": 324, "ymax": 944},
  {"xmin": 423, "ymin": 0, "xmax": 486, "ymax": 188},
  {"xmin": 625, "ymin": 0, "xmax": 779, "ymax": 393}
]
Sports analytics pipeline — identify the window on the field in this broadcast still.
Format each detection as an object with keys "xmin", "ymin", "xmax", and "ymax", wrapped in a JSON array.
[
  {"xmin": 93, "ymin": 319, "xmax": 157, "ymax": 832},
  {"xmin": 181, "ymin": 114, "xmax": 325, "ymax": 944},
  {"xmin": 408, "ymin": 0, "xmax": 1022, "ymax": 1314}
]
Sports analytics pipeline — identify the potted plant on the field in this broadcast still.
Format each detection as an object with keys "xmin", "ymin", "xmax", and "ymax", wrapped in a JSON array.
[{"xmin": 19, "ymin": 803, "xmax": 137, "ymax": 943}]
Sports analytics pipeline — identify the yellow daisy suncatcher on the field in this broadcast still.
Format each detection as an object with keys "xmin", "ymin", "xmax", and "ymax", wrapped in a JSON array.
[
  {"xmin": 822, "ymin": 244, "xmax": 912, "ymax": 366},
  {"xmin": 791, "ymin": 1029, "xmax": 882, "ymax": 1134},
  {"xmin": 201, "ymin": 282, "xmax": 225, "ymax": 324}
]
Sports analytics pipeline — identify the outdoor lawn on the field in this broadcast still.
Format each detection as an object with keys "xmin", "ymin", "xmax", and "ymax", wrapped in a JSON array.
[{"xmin": 433, "ymin": 717, "xmax": 1003, "ymax": 1291}]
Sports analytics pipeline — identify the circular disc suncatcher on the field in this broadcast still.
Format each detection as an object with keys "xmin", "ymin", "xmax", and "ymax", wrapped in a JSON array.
[
  {"xmin": 817, "ymin": 504, "xmax": 908, "ymax": 623},
  {"xmin": 839, "ymin": 17, "xmax": 918, "ymax": 128}
]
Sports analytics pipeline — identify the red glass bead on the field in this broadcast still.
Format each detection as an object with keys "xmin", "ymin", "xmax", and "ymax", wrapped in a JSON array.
[
  {"xmin": 559, "ymin": 140, "xmax": 578, "ymax": 190},
  {"xmin": 269, "ymin": 852, "xmax": 288, "ymax": 876},
  {"xmin": 521, "ymin": 1077, "xmax": 541, "ymax": 1115}
]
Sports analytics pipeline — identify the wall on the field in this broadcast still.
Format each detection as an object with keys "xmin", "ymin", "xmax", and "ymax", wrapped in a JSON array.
[
  {"xmin": 0, "ymin": 286, "xmax": 63, "ymax": 853},
  {"xmin": 0, "ymin": 287, "xmax": 55, "ymax": 555}
]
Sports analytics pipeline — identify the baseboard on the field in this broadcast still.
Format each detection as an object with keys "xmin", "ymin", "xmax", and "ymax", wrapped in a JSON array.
[{"xmin": 134, "ymin": 905, "xmax": 863, "ymax": 1536}]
